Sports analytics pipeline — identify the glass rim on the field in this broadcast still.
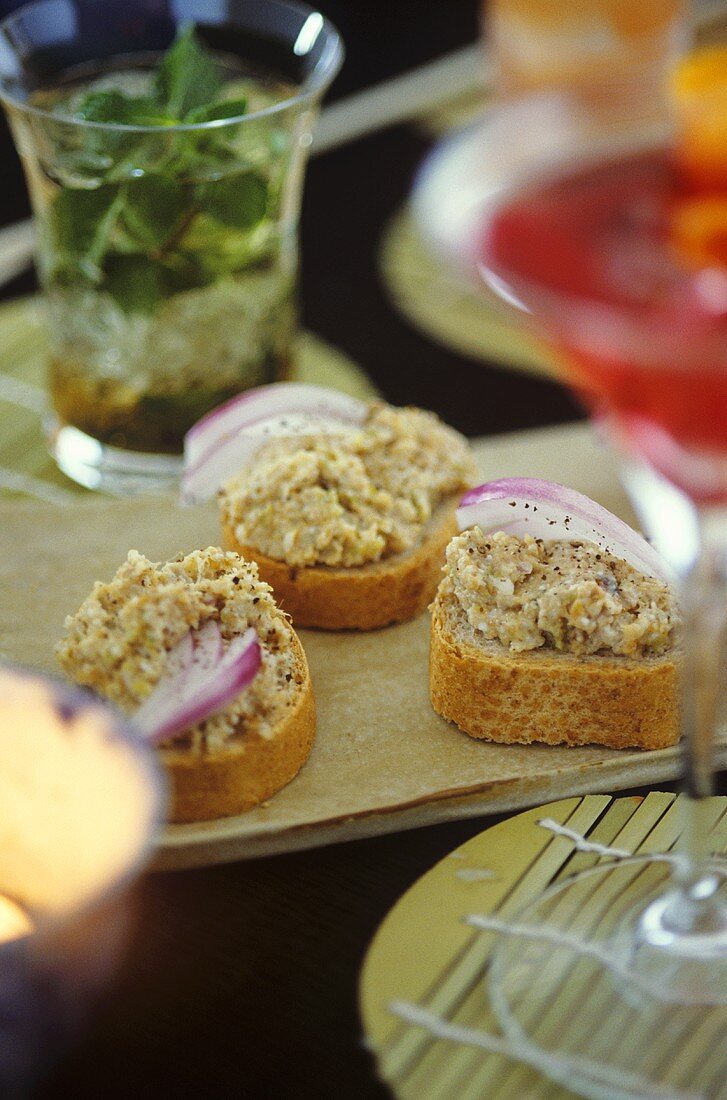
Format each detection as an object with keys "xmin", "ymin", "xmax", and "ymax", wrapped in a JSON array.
[
  {"xmin": 413, "ymin": 95, "xmax": 727, "ymax": 369},
  {"xmin": 0, "ymin": 0, "xmax": 344, "ymax": 133}
]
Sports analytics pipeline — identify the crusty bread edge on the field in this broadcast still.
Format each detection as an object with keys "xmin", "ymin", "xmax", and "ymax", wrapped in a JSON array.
[
  {"xmin": 429, "ymin": 594, "xmax": 680, "ymax": 751},
  {"xmin": 221, "ymin": 497, "xmax": 460, "ymax": 630},
  {"xmin": 159, "ymin": 632, "xmax": 316, "ymax": 823}
]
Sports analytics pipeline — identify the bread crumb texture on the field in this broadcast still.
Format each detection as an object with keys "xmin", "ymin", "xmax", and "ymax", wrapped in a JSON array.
[
  {"xmin": 56, "ymin": 548, "xmax": 303, "ymax": 753},
  {"xmin": 219, "ymin": 403, "xmax": 476, "ymax": 568},
  {"xmin": 441, "ymin": 529, "xmax": 677, "ymax": 658}
]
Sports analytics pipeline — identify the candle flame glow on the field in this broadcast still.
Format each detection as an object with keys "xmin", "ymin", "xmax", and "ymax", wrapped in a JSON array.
[{"xmin": 0, "ymin": 895, "xmax": 32, "ymax": 945}]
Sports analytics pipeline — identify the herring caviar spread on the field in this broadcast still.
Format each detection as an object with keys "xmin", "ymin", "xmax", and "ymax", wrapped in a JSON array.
[
  {"xmin": 218, "ymin": 404, "xmax": 476, "ymax": 568},
  {"xmin": 441, "ymin": 529, "xmax": 677, "ymax": 658},
  {"xmin": 56, "ymin": 548, "xmax": 303, "ymax": 752}
]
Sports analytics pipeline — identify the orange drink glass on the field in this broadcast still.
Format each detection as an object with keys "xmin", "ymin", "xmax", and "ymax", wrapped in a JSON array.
[{"xmin": 486, "ymin": 0, "xmax": 688, "ymax": 121}]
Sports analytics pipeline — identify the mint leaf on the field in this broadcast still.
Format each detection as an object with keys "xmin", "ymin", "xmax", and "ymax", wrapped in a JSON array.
[
  {"xmin": 154, "ymin": 24, "xmax": 224, "ymax": 118},
  {"xmin": 72, "ymin": 90, "xmax": 130, "ymax": 123},
  {"xmin": 63, "ymin": 91, "xmax": 175, "ymax": 175},
  {"xmin": 121, "ymin": 176, "xmax": 190, "ymax": 250},
  {"xmin": 54, "ymin": 79, "xmax": 180, "ymax": 183},
  {"xmin": 103, "ymin": 253, "xmax": 166, "ymax": 313},
  {"xmin": 197, "ymin": 172, "xmax": 267, "ymax": 230},
  {"xmin": 184, "ymin": 97, "xmax": 248, "ymax": 124},
  {"xmin": 49, "ymin": 184, "xmax": 122, "ymax": 274},
  {"xmin": 71, "ymin": 90, "xmax": 173, "ymax": 126},
  {"xmin": 178, "ymin": 212, "xmax": 275, "ymax": 279}
]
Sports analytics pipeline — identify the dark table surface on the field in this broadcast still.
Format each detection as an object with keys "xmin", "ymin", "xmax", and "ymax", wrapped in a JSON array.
[{"xmin": 0, "ymin": 2, "xmax": 716, "ymax": 1097}]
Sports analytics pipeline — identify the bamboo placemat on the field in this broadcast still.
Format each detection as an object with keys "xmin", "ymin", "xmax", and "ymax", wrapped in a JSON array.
[
  {"xmin": 0, "ymin": 296, "xmax": 377, "ymax": 503},
  {"xmin": 360, "ymin": 792, "xmax": 727, "ymax": 1099}
]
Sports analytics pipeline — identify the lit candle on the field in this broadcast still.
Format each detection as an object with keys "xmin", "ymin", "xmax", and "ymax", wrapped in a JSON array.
[
  {"xmin": 0, "ymin": 666, "xmax": 165, "ymax": 1094},
  {"xmin": 0, "ymin": 895, "xmax": 32, "ymax": 945}
]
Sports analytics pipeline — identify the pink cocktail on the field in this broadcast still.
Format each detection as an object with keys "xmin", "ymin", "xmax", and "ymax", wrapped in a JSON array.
[{"xmin": 483, "ymin": 146, "xmax": 727, "ymax": 501}]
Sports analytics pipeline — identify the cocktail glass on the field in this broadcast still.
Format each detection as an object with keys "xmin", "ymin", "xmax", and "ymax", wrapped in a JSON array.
[
  {"xmin": 414, "ymin": 79, "xmax": 727, "ymax": 1100},
  {"xmin": 0, "ymin": 0, "xmax": 342, "ymax": 493}
]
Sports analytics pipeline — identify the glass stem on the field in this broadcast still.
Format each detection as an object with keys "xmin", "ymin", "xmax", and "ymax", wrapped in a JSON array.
[{"xmin": 674, "ymin": 506, "xmax": 727, "ymax": 897}]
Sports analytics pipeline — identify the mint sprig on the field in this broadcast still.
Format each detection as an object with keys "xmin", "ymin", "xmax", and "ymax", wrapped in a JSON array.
[
  {"xmin": 47, "ymin": 25, "xmax": 275, "ymax": 313},
  {"xmin": 120, "ymin": 176, "xmax": 190, "ymax": 250},
  {"xmin": 154, "ymin": 23, "xmax": 224, "ymax": 119},
  {"xmin": 199, "ymin": 173, "xmax": 268, "ymax": 230}
]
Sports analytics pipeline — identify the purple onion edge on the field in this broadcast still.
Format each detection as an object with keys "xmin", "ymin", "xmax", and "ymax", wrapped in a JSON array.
[
  {"xmin": 147, "ymin": 634, "xmax": 262, "ymax": 747},
  {"xmin": 181, "ymin": 398, "xmax": 368, "ymax": 502},
  {"xmin": 457, "ymin": 478, "xmax": 669, "ymax": 580}
]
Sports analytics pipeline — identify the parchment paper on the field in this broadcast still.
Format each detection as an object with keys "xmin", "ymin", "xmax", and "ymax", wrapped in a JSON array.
[{"xmin": 1, "ymin": 423, "xmax": 722, "ymax": 867}]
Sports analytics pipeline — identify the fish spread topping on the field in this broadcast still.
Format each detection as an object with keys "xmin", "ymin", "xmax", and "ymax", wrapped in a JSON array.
[
  {"xmin": 442, "ymin": 528, "xmax": 677, "ymax": 657},
  {"xmin": 219, "ymin": 404, "xmax": 476, "ymax": 567}
]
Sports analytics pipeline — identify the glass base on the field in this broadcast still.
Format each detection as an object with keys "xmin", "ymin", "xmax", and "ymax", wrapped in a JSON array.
[
  {"xmin": 488, "ymin": 859, "xmax": 727, "ymax": 1100},
  {"xmin": 47, "ymin": 419, "xmax": 182, "ymax": 495},
  {"xmin": 637, "ymin": 880, "xmax": 727, "ymax": 959}
]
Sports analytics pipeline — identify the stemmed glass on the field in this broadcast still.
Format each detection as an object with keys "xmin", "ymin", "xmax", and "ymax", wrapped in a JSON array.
[{"xmin": 413, "ymin": 57, "xmax": 727, "ymax": 1100}]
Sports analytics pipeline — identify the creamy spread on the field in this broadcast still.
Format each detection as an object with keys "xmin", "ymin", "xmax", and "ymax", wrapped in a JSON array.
[
  {"xmin": 219, "ymin": 404, "xmax": 476, "ymax": 567},
  {"xmin": 56, "ymin": 548, "xmax": 303, "ymax": 752},
  {"xmin": 441, "ymin": 528, "xmax": 677, "ymax": 657}
]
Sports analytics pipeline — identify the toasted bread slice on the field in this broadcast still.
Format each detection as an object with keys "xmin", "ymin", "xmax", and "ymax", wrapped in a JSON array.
[
  {"xmin": 430, "ymin": 591, "xmax": 679, "ymax": 751},
  {"xmin": 222, "ymin": 497, "xmax": 460, "ymax": 631},
  {"xmin": 161, "ymin": 632, "xmax": 316, "ymax": 823}
]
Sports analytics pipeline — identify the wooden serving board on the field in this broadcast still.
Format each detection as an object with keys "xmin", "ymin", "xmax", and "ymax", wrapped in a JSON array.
[{"xmin": 1, "ymin": 423, "xmax": 722, "ymax": 868}]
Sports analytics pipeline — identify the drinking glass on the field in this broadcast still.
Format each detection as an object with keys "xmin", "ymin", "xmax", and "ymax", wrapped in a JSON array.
[
  {"xmin": 0, "ymin": 0, "xmax": 342, "ymax": 493},
  {"xmin": 414, "ymin": 51, "xmax": 727, "ymax": 1100}
]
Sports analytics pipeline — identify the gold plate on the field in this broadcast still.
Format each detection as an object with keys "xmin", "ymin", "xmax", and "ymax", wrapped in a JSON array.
[{"xmin": 360, "ymin": 792, "xmax": 727, "ymax": 1099}]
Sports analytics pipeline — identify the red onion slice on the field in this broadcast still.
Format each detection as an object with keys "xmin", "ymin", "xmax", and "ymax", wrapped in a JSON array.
[
  {"xmin": 134, "ymin": 622, "xmax": 261, "ymax": 746},
  {"xmin": 181, "ymin": 383, "xmax": 368, "ymax": 504},
  {"xmin": 182, "ymin": 413, "xmax": 361, "ymax": 505},
  {"xmin": 186, "ymin": 383, "xmax": 367, "ymax": 467},
  {"xmin": 457, "ymin": 477, "xmax": 670, "ymax": 582}
]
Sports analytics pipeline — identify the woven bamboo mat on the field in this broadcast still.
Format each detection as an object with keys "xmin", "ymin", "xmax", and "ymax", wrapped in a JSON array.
[
  {"xmin": 0, "ymin": 296, "xmax": 377, "ymax": 503},
  {"xmin": 360, "ymin": 792, "xmax": 727, "ymax": 1099}
]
